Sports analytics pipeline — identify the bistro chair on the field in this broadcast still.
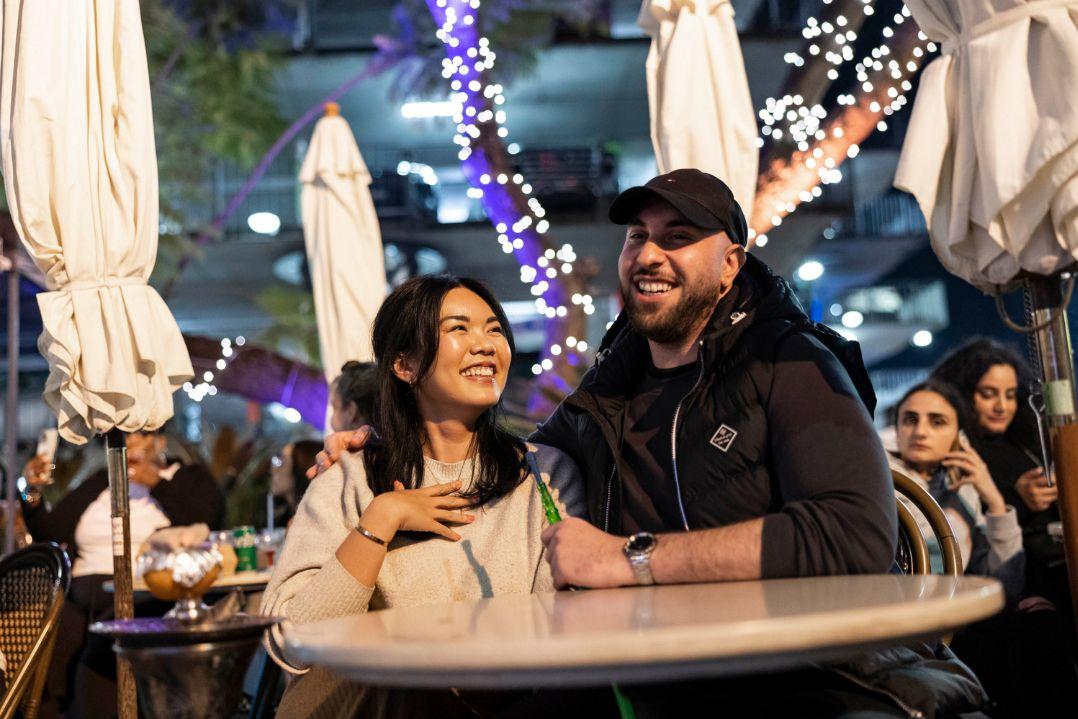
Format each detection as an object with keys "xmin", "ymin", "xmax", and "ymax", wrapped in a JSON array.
[
  {"xmin": 892, "ymin": 469, "xmax": 963, "ymax": 576},
  {"xmin": 0, "ymin": 543, "xmax": 71, "ymax": 719}
]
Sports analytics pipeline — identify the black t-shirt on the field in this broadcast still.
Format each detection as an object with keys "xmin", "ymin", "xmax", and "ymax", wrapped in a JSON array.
[{"xmin": 618, "ymin": 358, "xmax": 698, "ymax": 534}]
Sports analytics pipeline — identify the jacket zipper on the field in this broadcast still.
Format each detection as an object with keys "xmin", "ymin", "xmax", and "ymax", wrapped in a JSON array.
[
  {"xmin": 602, "ymin": 463, "xmax": 617, "ymax": 532},
  {"xmin": 669, "ymin": 353, "xmax": 705, "ymax": 532}
]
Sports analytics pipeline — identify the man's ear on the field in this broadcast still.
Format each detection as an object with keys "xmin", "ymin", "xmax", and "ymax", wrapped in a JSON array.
[
  {"xmin": 723, "ymin": 244, "xmax": 747, "ymax": 285},
  {"xmin": 392, "ymin": 355, "xmax": 416, "ymax": 385}
]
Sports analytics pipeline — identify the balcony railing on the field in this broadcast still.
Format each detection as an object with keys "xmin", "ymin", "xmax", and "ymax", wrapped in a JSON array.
[{"xmin": 160, "ymin": 144, "xmax": 619, "ymax": 238}]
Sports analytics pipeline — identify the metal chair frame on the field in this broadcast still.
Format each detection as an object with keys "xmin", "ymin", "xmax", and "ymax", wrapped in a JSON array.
[
  {"xmin": 892, "ymin": 469, "xmax": 963, "ymax": 576},
  {"xmin": 0, "ymin": 542, "xmax": 71, "ymax": 719}
]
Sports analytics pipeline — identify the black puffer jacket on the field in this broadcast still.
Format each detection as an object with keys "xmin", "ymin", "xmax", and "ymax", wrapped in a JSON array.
[
  {"xmin": 530, "ymin": 255, "xmax": 987, "ymax": 717},
  {"xmin": 532, "ymin": 254, "xmax": 897, "ymax": 577}
]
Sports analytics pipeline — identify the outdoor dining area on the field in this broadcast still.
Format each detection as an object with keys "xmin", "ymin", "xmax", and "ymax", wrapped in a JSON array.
[{"xmin": 2, "ymin": 0, "xmax": 1078, "ymax": 718}]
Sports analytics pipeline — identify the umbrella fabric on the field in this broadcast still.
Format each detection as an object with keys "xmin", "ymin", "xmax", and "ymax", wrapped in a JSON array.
[
  {"xmin": 0, "ymin": 0, "xmax": 193, "ymax": 443},
  {"xmin": 299, "ymin": 112, "xmax": 386, "ymax": 383},
  {"xmin": 639, "ymin": 0, "xmax": 759, "ymax": 214},
  {"xmin": 895, "ymin": 0, "xmax": 1078, "ymax": 291}
]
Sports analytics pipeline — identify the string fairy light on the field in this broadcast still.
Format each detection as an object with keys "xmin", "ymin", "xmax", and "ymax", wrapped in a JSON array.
[
  {"xmin": 750, "ymin": 3, "xmax": 933, "ymax": 241},
  {"xmin": 426, "ymin": 0, "xmax": 589, "ymax": 379},
  {"xmin": 760, "ymin": 0, "xmax": 877, "ymax": 153},
  {"xmin": 182, "ymin": 335, "xmax": 246, "ymax": 402}
]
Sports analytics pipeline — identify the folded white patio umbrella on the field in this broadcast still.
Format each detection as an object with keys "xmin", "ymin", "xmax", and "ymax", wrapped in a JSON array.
[
  {"xmin": 639, "ymin": 0, "xmax": 759, "ymax": 213},
  {"xmin": 1, "ymin": 2, "xmax": 192, "ymax": 713},
  {"xmin": 1, "ymin": 0, "xmax": 193, "ymax": 443},
  {"xmin": 300, "ymin": 105, "xmax": 385, "ymax": 390},
  {"xmin": 895, "ymin": 0, "xmax": 1078, "ymax": 292}
]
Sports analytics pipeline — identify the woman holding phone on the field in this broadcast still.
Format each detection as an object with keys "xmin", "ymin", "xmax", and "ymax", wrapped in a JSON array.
[
  {"xmin": 261, "ymin": 275, "xmax": 601, "ymax": 718},
  {"xmin": 889, "ymin": 379, "xmax": 1023, "ymax": 596}
]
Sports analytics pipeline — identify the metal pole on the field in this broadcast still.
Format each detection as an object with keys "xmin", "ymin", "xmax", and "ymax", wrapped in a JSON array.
[
  {"xmin": 105, "ymin": 429, "xmax": 137, "ymax": 718},
  {"xmin": 4, "ymin": 267, "xmax": 18, "ymax": 555},
  {"xmin": 1027, "ymin": 276, "xmax": 1078, "ymax": 635}
]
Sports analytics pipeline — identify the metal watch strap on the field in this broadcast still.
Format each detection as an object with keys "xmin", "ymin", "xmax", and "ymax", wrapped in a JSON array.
[
  {"xmin": 624, "ymin": 532, "xmax": 657, "ymax": 585},
  {"xmin": 355, "ymin": 523, "xmax": 388, "ymax": 547},
  {"xmin": 628, "ymin": 552, "xmax": 655, "ymax": 585}
]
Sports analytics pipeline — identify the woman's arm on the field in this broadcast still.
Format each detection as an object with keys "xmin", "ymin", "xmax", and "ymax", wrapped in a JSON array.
[
  {"xmin": 22, "ymin": 471, "xmax": 107, "ymax": 550},
  {"xmin": 261, "ymin": 460, "xmax": 377, "ymax": 673},
  {"xmin": 262, "ymin": 456, "xmax": 475, "ymax": 673},
  {"xmin": 151, "ymin": 465, "xmax": 227, "ymax": 529},
  {"xmin": 335, "ymin": 479, "xmax": 473, "ymax": 585}
]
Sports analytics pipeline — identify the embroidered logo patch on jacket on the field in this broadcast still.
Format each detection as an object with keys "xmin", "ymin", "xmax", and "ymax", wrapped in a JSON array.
[{"xmin": 709, "ymin": 424, "xmax": 738, "ymax": 452}]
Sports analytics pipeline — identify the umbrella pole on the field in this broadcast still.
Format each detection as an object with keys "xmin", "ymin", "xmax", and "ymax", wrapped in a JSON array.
[
  {"xmin": 4, "ymin": 266, "xmax": 18, "ymax": 555},
  {"xmin": 1027, "ymin": 276, "xmax": 1078, "ymax": 637},
  {"xmin": 105, "ymin": 429, "xmax": 138, "ymax": 719}
]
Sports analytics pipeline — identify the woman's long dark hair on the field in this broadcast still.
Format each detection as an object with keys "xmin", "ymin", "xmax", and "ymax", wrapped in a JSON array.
[
  {"xmin": 363, "ymin": 275, "xmax": 527, "ymax": 506},
  {"xmin": 930, "ymin": 337, "xmax": 1037, "ymax": 444}
]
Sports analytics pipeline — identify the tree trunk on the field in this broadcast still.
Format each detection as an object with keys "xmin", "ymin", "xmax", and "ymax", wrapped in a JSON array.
[
  {"xmin": 425, "ymin": 0, "xmax": 590, "ymax": 416},
  {"xmin": 750, "ymin": 13, "xmax": 923, "ymax": 238}
]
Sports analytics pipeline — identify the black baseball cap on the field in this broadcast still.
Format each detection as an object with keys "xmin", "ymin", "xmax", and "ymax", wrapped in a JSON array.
[{"xmin": 608, "ymin": 168, "xmax": 748, "ymax": 246}]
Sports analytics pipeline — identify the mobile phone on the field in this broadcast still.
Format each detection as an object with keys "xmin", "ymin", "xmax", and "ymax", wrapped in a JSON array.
[{"xmin": 945, "ymin": 430, "xmax": 967, "ymax": 490}]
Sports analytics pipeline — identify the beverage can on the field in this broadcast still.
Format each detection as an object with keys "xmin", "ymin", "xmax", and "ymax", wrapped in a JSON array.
[{"xmin": 232, "ymin": 525, "xmax": 258, "ymax": 572}]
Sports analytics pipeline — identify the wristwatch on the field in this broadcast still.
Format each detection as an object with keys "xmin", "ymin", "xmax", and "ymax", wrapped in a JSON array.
[{"xmin": 623, "ymin": 532, "xmax": 657, "ymax": 585}]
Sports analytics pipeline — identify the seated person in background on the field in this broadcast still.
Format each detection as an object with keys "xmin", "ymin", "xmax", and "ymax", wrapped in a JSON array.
[
  {"xmin": 271, "ymin": 439, "xmax": 322, "ymax": 526},
  {"xmin": 329, "ymin": 360, "xmax": 377, "ymax": 432},
  {"xmin": 20, "ymin": 425, "xmax": 226, "ymax": 719},
  {"xmin": 931, "ymin": 338, "xmax": 1067, "ymax": 609},
  {"xmin": 262, "ymin": 275, "xmax": 594, "ymax": 719},
  {"xmin": 889, "ymin": 380, "xmax": 1023, "ymax": 596},
  {"xmin": 891, "ymin": 379, "xmax": 1078, "ymax": 716}
]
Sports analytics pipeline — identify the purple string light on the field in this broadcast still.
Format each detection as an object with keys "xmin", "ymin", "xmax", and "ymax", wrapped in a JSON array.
[{"xmin": 424, "ymin": 0, "xmax": 594, "ymax": 377}]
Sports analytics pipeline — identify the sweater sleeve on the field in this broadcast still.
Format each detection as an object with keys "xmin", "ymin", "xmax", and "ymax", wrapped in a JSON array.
[
  {"xmin": 981, "ymin": 506, "xmax": 1025, "ymax": 600},
  {"xmin": 760, "ymin": 332, "xmax": 898, "ymax": 577},
  {"xmin": 261, "ymin": 455, "xmax": 375, "ymax": 674},
  {"xmin": 21, "ymin": 472, "xmax": 108, "ymax": 555}
]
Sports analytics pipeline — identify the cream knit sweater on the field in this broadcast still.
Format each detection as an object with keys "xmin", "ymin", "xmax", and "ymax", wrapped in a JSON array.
[{"xmin": 261, "ymin": 443, "xmax": 585, "ymax": 719}]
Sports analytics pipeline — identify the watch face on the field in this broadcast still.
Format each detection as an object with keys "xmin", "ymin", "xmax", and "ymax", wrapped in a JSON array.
[{"xmin": 627, "ymin": 532, "xmax": 656, "ymax": 554}]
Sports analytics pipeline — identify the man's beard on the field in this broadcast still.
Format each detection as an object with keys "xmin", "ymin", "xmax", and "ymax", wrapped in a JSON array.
[{"xmin": 620, "ymin": 274, "xmax": 722, "ymax": 345}]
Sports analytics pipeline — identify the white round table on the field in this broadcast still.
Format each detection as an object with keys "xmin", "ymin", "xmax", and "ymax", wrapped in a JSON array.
[{"xmin": 284, "ymin": 574, "xmax": 1003, "ymax": 688}]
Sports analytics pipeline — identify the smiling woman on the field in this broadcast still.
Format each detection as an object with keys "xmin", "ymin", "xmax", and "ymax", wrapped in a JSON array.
[
  {"xmin": 363, "ymin": 276, "xmax": 522, "ymax": 506},
  {"xmin": 261, "ymin": 274, "xmax": 594, "ymax": 719}
]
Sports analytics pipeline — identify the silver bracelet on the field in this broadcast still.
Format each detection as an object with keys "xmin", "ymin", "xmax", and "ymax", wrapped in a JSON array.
[{"xmin": 355, "ymin": 523, "xmax": 388, "ymax": 547}]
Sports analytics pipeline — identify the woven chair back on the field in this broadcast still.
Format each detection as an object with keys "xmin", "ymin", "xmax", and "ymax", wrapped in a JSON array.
[{"xmin": 0, "ymin": 542, "xmax": 71, "ymax": 719}]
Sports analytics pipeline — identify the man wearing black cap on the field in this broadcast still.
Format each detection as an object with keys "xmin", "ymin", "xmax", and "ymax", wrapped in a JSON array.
[
  {"xmin": 534, "ymin": 168, "xmax": 897, "ymax": 588},
  {"xmin": 531, "ymin": 170, "xmax": 985, "ymax": 716}
]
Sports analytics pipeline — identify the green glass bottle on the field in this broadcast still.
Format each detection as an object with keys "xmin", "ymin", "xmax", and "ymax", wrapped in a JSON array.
[{"xmin": 525, "ymin": 453, "xmax": 561, "ymax": 524}]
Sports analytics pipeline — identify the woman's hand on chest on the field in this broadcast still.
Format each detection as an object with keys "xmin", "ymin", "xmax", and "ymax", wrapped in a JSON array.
[{"xmin": 362, "ymin": 480, "xmax": 477, "ymax": 543}]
